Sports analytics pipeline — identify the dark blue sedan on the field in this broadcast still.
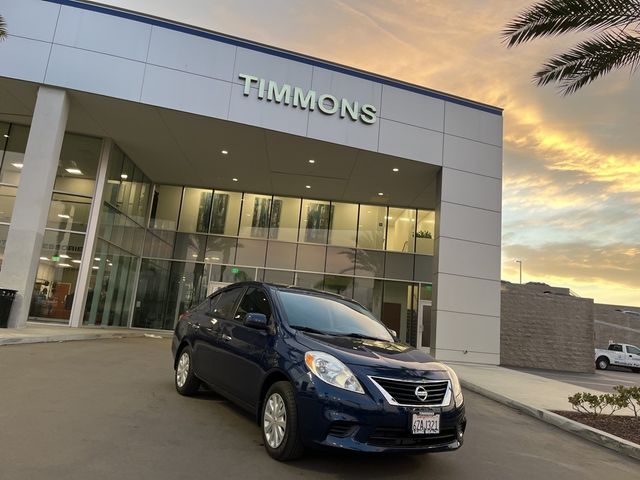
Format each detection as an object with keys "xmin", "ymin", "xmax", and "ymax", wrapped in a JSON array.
[{"xmin": 172, "ymin": 282, "xmax": 466, "ymax": 461}]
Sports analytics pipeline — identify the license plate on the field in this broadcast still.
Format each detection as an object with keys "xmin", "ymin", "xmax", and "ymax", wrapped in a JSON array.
[{"xmin": 412, "ymin": 412, "xmax": 440, "ymax": 434}]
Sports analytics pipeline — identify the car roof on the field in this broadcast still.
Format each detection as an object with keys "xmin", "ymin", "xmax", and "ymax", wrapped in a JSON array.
[{"xmin": 219, "ymin": 281, "xmax": 353, "ymax": 302}]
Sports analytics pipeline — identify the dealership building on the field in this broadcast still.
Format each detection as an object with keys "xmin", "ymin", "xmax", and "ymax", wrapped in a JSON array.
[{"xmin": 0, "ymin": 0, "xmax": 503, "ymax": 364}]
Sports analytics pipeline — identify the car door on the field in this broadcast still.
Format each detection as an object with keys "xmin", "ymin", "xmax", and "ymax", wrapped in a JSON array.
[
  {"xmin": 215, "ymin": 286, "xmax": 274, "ymax": 409},
  {"xmin": 192, "ymin": 286, "xmax": 244, "ymax": 387},
  {"xmin": 625, "ymin": 345, "xmax": 640, "ymax": 368},
  {"xmin": 609, "ymin": 344, "xmax": 624, "ymax": 366}
]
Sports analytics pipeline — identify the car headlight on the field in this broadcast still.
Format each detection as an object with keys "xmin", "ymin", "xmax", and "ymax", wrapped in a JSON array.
[
  {"xmin": 305, "ymin": 351, "xmax": 364, "ymax": 394},
  {"xmin": 442, "ymin": 364, "xmax": 464, "ymax": 407}
]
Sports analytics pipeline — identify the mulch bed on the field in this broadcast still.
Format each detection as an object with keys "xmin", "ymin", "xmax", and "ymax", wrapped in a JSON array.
[{"xmin": 553, "ymin": 411, "xmax": 640, "ymax": 445}]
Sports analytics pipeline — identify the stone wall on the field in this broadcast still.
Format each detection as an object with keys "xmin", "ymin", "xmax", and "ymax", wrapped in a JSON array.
[
  {"xmin": 594, "ymin": 304, "xmax": 640, "ymax": 348},
  {"xmin": 500, "ymin": 282, "xmax": 595, "ymax": 373}
]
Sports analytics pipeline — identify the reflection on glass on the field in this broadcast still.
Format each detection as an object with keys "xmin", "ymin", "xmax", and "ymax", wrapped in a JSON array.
[
  {"xmin": 55, "ymin": 133, "xmax": 101, "ymax": 196},
  {"xmin": 0, "ymin": 124, "xmax": 28, "ymax": 185},
  {"xmin": 0, "ymin": 224, "xmax": 8, "ymax": 270},
  {"xmin": 385, "ymin": 252, "xmax": 414, "ymax": 281},
  {"xmin": 420, "ymin": 283, "xmax": 433, "ymax": 301},
  {"xmin": 414, "ymin": 255, "xmax": 433, "ymax": 282},
  {"xmin": 239, "ymin": 193, "xmax": 272, "ymax": 238},
  {"xmin": 294, "ymin": 272, "xmax": 324, "ymax": 290},
  {"xmin": 235, "ymin": 238, "xmax": 267, "ymax": 267},
  {"xmin": 295, "ymin": 243, "xmax": 326, "ymax": 272},
  {"xmin": 105, "ymin": 146, "xmax": 125, "ymax": 206},
  {"xmin": 264, "ymin": 269, "xmax": 294, "ymax": 285},
  {"xmin": 357, "ymin": 204, "xmax": 387, "ymax": 249},
  {"xmin": 354, "ymin": 249, "xmax": 385, "ymax": 278},
  {"xmin": 210, "ymin": 190, "xmax": 242, "ymax": 236},
  {"xmin": 178, "ymin": 188, "xmax": 212, "ymax": 233},
  {"xmin": 325, "ymin": 246, "xmax": 355, "ymax": 276},
  {"xmin": 381, "ymin": 281, "xmax": 418, "ymax": 345},
  {"xmin": 205, "ymin": 236, "xmax": 237, "ymax": 264},
  {"xmin": 209, "ymin": 264, "xmax": 256, "ymax": 283},
  {"xmin": 328, "ymin": 202, "xmax": 358, "ymax": 247},
  {"xmin": 323, "ymin": 275, "xmax": 353, "ymax": 297},
  {"xmin": 300, "ymin": 199, "xmax": 331, "ymax": 244},
  {"xmin": 144, "ymin": 229, "xmax": 176, "ymax": 259},
  {"xmin": 150, "ymin": 185, "xmax": 183, "ymax": 230},
  {"xmin": 173, "ymin": 233, "xmax": 206, "ymax": 262},
  {"xmin": 386, "ymin": 208, "xmax": 416, "ymax": 252},
  {"xmin": 0, "ymin": 185, "xmax": 16, "ymax": 223},
  {"xmin": 269, "ymin": 196, "xmax": 301, "ymax": 242},
  {"xmin": 416, "ymin": 210, "xmax": 435, "ymax": 255},
  {"xmin": 353, "ymin": 277, "xmax": 383, "ymax": 318},
  {"xmin": 30, "ymin": 230, "xmax": 86, "ymax": 323},
  {"xmin": 47, "ymin": 193, "xmax": 92, "ymax": 232},
  {"xmin": 265, "ymin": 241, "xmax": 296, "ymax": 270}
]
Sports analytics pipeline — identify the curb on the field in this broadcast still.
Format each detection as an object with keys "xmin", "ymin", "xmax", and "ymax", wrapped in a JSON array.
[
  {"xmin": 461, "ymin": 379, "xmax": 640, "ymax": 462},
  {"xmin": 0, "ymin": 331, "xmax": 162, "ymax": 346}
]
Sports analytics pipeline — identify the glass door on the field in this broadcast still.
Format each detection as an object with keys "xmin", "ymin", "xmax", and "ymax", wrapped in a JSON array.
[{"xmin": 417, "ymin": 299, "xmax": 432, "ymax": 351}]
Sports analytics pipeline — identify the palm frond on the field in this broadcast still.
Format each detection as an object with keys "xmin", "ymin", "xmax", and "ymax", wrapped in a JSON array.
[
  {"xmin": 0, "ymin": 14, "xmax": 7, "ymax": 41},
  {"xmin": 534, "ymin": 30, "xmax": 640, "ymax": 94},
  {"xmin": 503, "ymin": 0, "xmax": 640, "ymax": 47}
]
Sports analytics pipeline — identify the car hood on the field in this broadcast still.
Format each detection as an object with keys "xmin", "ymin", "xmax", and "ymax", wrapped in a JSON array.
[{"xmin": 294, "ymin": 331, "xmax": 447, "ymax": 373}]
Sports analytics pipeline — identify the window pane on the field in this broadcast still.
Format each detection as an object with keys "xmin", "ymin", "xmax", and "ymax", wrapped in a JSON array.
[
  {"xmin": 266, "ymin": 241, "xmax": 296, "ymax": 270},
  {"xmin": 269, "ymin": 196, "xmax": 300, "ymax": 242},
  {"xmin": 0, "ymin": 224, "xmax": 8, "ymax": 270},
  {"xmin": 295, "ymin": 243, "xmax": 326, "ymax": 272},
  {"xmin": 117, "ymin": 157, "xmax": 134, "ymax": 214},
  {"xmin": 236, "ymin": 287, "xmax": 272, "ymax": 321},
  {"xmin": 131, "ymin": 258, "xmax": 172, "ymax": 329},
  {"xmin": 323, "ymin": 275, "xmax": 353, "ymax": 297},
  {"xmin": 300, "ymin": 199, "xmax": 331, "ymax": 244},
  {"xmin": 55, "ymin": 133, "xmax": 101, "ymax": 195},
  {"xmin": 150, "ymin": 185, "xmax": 182, "ymax": 230},
  {"xmin": 239, "ymin": 193, "xmax": 272, "ymax": 238},
  {"xmin": 414, "ymin": 255, "xmax": 433, "ymax": 282},
  {"xmin": 382, "ymin": 281, "xmax": 417, "ymax": 344},
  {"xmin": 420, "ymin": 283, "xmax": 433, "ymax": 301},
  {"xmin": 294, "ymin": 272, "xmax": 324, "ymax": 290},
  {"xmin": 209, "ymin": 264, "xmax": 256, "ymax": 283},
  {"xmin": 205, "ymin": 236, "xmax": 237, "ymax": 264},
  {"xmin": 212, "ymin": 287, "xmax": 244, "ymax": 319},
  {"xmin": 0, "ymin": 185, "xmax": 16, "ymax": 223},
  {"xmin": 354, "ymin": 249, "xmax": 385, "ymax": 278},
  {"xmin": 178, "ymin": 188, "xmax": 212, "ymax": 233},
  {"xmin": 105, "ymin": 146, "xmax": 125, "ymax": 206},
  {"xmin": 143, "ymin": 229, "xmax": 175, "ymax": 259},
  {"xmin": 357, "ymin": 204, "xmax": 387, "ymax": 249},
  {"xmin": 325, "ymin": 246, "xmax": 355, "ymax": 276},
  {"xmin": 47, "ymin": 193, "xmax": 92, "ymax": 232},
  {"xmin": 263, "ymin": 269, "xmax": 294, "ymax": 285},
  {"xmin": 210, "ymin": 190, "xmax": 242, "ymax": 236},
  {"xmin": 385, "ymin": 252, "xmax": 414, "ymax": 281},
  {"xmin": 173, "ymin": 233, "xmax": 206, "ymax": 262},
  {"xmin": 386, "ymin": 208, "xmax": 416, "ymax": 252},
  {"xmin": 235, "ymin": 238, "xmax": 267, "ymax": 267},
  {"xmin": 329, "ymin": 202, "xmax": 358, "ymax": 247},
  {"xmin": 353, "ymin": 277, "xmax": 383, "ymax": 318},
  {"xmin": 0, "ymin": 124, "xmax": 29, "ymax": 185},
  {"xmin": 30, "ymin": 230, "xmax": 86, "ymax": 323},
  {"xmin": 416, "ymin": 210, "xmax": 435, "ymax": 255}
]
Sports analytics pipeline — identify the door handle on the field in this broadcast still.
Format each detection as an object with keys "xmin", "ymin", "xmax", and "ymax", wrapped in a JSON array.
[{"xmin": 221, "ymin": 334, "xmax": 232, "ymax": 342}]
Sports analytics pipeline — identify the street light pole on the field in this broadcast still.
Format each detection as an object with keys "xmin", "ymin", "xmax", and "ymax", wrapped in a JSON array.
[{"xmin": 514, "ymin": 260, "xmax": 522, "ymax": 284}]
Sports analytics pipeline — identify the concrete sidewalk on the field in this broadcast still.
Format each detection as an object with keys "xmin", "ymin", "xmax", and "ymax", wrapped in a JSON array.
[
  {"xmin": 0, "ymin": 322, "xmax": 169, "ymax": 346},
  {"xmin": 451, "ymin": 362, "xmax": 640, "ymax": 461}
]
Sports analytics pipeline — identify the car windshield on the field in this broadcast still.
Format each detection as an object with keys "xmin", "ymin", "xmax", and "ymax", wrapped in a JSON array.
[{"xmin": 278, "ymin": 290, "xmax": 394, "ymax": 342}]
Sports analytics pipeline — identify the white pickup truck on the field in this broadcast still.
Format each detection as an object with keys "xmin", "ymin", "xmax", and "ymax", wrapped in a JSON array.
[{"xmin": 595, "ymin": 343, "xmax": 640, "ymax": 372}]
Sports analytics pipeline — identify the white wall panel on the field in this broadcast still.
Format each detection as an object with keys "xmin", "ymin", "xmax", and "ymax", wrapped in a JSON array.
[
  {"xmin": 45, "ymin": 45, "xmax": 145, "ymax": 102},
  {"xmin": 445, "ymin": 102, "xmax": 502, "ymax": 147},
  {"xmin": 147, "ymin": 27, "xmax": 236, "ymax": 81},
  {"xmin": 435, "ymin": 349, "xmax": 500, "ymax": 365},
  {"xmin": 435, "ymin": 273, "xmax": 501, "ymax": 317},
  {"xmin": 443, "ymin": 134, "xmax": 502, "ymax": 178},
  {"xmin": 439, "ymin": 202, "xmax": 501, "ymax": 246},
  {"xmin": 436, "ymin": 237, "xmax": 501, "ymax": 280},
  {"xmin": 54, "ymin": 6, "xmax": 151, "ymax": 62},
  {"xmin": 0, "ymin": 0, "xmax": 60, "ymax": 42},
  {"xmin": 307, "ymin": 109, "xmax": 379, "ymax": 151},
  {"xmin": 378, "ymin": 119, "xmax": 443, "ymax": 165},
  {"xmin": 435, "ymin": 310, "xmax": 500, "ymax": 355},
  {"xmin": 228, "ymin": 84, "xmax": 309, "ymax": 137},
  {"xmin": 441, "ymin": 167, "xmax": 502, "ymax": 212},
  {"xmin": 141, "ymin": 65, "xmax": 231, "ymax": 120},
  {"xmin": 233, "ymin": 48, "xmax": 313, "ymax": 89},
  {"xmin": 311, "ymin": 67, "xmax": 382, "ymax": 108},
  {"xmin": 0, "ymin": 35, "xmax": 50, "ymax": 83},
  {"xmin": 380, "ymin": 85, "xmax": 444, "ymax": 131}
]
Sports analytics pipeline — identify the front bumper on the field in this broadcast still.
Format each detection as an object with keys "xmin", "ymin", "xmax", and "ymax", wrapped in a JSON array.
[{"xmin": 294, "ymin": 371, "xmax": 466, "ymax": 453}]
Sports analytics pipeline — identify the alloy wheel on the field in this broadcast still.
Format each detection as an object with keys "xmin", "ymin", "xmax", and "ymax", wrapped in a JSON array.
[
  {"xmin": 263, "ymin": 393, "xmax": 287, "ymax": 448},
  {"xmin": 176, "ymin": 351, "xmax": 190, "ymax": 388}
]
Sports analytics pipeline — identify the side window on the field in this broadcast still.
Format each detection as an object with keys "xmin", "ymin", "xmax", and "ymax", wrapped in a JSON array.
[
  {"xmin": 234, "ymin": 287, "xmax": 272, "ymax": 322},
  {"xmin": 211, "ymin": 287, "xmax": 244, "ymax": 320},
  {"xmin": 627, "ymin": 346, "xmax": 640, "ymax": 355},
  {"xmin": 610, "ymin": 344, "xmax": 623, "ymax": 352}
]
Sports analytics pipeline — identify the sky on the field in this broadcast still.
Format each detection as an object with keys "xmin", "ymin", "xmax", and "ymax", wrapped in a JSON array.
[{"xmin": 101, "ymin": 0, "xmax": 640, "ymax": 306}]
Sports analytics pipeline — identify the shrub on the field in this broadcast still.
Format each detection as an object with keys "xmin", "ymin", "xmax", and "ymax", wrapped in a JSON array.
[{"xmin": 568, "ymin": 386, "xmax": 640, "ymax": 419}]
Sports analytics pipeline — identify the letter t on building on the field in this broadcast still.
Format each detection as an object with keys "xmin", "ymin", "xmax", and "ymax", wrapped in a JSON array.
[{"xmin": 238, "ymin": 74, "xmax": 259, "ymax": 96}]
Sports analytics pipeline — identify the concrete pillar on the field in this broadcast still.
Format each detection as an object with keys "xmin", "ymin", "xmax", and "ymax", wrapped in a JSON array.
[{"xmin": 0, "ymin": 87, "xmax": 69, "ymax": 328}]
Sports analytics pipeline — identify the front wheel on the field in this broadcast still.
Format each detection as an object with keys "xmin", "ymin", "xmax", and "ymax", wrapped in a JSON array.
[
  {"xmin": 596, "ymin": 357, "xmax": 609, "ymax": 370},
  {"xmin": 261, "ymin": 381, "xmax": 304, "ymax": 461},
  {"xmin": 175, "ymin": 345, "xmax": 200, "ymax": 396}
]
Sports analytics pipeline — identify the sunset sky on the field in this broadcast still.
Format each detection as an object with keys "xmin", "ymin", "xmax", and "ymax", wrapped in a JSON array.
[{"xmin": 102, "ymin": 0, "xmax": 640, "ymax": 306}]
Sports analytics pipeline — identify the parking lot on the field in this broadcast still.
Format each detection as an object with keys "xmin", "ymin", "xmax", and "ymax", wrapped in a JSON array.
[
  {"xmin": 0, "ymin": 337, "xmax": 637, "ymax": 479},
  {"xmin": 513, "ymin": 366, "xmax": 639, "ymax": 393}
]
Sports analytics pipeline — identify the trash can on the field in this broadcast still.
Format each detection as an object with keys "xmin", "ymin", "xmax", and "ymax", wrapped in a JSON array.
[{"xmin": 0, "ymin": 289, "xmax": 17, "ymax": 328}]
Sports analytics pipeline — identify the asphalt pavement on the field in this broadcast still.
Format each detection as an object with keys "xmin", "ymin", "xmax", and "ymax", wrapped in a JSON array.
[
  {"xmin": 0, "ymin": 338, "xmax": 637, "ymax": 479},
  {"xmin": 511, "ymin": 366, "xmax": 639, "ymax": 393}
]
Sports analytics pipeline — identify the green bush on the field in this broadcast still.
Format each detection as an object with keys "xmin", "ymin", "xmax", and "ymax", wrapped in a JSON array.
[{"xmin": 568, "ymin": 386, "xmax": 640, "ymax": 419}]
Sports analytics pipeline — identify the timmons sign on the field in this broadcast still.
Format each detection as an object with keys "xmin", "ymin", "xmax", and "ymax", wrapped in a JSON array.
[{"xmin": 238, "ymin": 73, "xmax": 377, "ymax": 125}]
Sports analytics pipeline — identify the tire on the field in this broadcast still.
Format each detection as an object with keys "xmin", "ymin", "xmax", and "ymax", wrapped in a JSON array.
[
  {"xmin": 261, "ymin": 381, "xmax": 304, "ymax": 461},
  {"xmin": 632, "ymin": 368, "xmax": 640, "ymax": 374},
  {"xmin": 175, "ymin": 345, "xmax": 200, "ymax": 396},
  {"xmin": 596, "ymin": 357, "xmax": 609, "ymax": 370}
]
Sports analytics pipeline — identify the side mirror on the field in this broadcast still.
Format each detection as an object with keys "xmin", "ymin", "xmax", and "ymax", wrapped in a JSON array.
[
  {"xmin": 388, "ymin": 329, "xmax": 398, "ymax": 338},
  {"xmin": 244, "ymin": 312, "xmax": 268, "ymax": 330}
]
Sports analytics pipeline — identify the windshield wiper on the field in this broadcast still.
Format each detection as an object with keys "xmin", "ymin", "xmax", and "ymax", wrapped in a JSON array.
[
  {"xmin": 337, "ymin": 332, "xmax": 389, "ymax": 342},
  {"xmin": 289, "ymin": 325, "xmax": 334, "ymax": 336}
]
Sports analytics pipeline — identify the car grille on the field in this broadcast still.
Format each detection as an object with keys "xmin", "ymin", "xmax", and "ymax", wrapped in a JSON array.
[
  {"xmin": 368, "ymin": 427, "xmax": 458, "ymax": 448},
  {"xmin": 370, "ymin": 377, "xmax": 450, "ymax": 406},
  {"xmin": 327, "ymin": 421, "xmax": 357, "ymax": 438}
]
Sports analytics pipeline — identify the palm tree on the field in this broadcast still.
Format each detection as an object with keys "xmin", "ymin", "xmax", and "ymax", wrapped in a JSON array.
[
  {"xmin": 0, "ymin": 14, "xmax": 7, "ymax": 40},
  {"xmin": 503, "ymin": 0, "xmax": 640, "ymax": 95}
]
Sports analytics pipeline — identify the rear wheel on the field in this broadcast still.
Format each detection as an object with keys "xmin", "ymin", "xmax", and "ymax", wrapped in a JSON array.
[
  {"xmin": 261, "ymin": 381, "xmax": 304, "ymax": 461},
  {"xmin": 596, "ymin": 357, "xmax": 609, "ymax": 370},
  {"xmin": 175, "ymin": 345, "xmax": 200, "ymax": 396}
]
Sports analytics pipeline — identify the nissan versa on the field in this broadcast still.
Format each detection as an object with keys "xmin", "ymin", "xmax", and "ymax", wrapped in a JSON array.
[{"xmin": 171, "ymin": 282, "xmax": 466, "ymax": 461}]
